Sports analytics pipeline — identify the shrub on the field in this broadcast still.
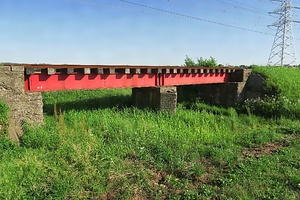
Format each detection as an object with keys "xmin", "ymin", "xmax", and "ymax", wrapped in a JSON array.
[
  {"xmin": 197, "ymin": 56, "xmax": 218, "ymax": 67},
  {"xmin": 184, "ymin": 56, "xmax": 218, "ymax": 67},
  {"xmin": 184, "ymin": 56, "xmax": 197, "ymax": 67}
]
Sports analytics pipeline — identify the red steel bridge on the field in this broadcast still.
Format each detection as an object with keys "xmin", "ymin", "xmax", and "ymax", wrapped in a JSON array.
[{"xmin": 24, "ymin": 64, "xmax": 237, "ymax": 92}]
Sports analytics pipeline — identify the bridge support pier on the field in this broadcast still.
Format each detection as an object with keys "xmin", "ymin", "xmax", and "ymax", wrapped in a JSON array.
[
  {"xmin": 0, "ymin": 66, "xmax": 43, "ymax": 142},
  {"xmin": 132, "ymin": 86, "xmax": 177, "ymax": 112}
]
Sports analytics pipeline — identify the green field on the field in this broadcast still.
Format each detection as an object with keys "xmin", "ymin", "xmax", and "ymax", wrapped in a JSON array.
[{"xmin": 0, "ymin": 66, "xmax": 299, "ymax": 199}]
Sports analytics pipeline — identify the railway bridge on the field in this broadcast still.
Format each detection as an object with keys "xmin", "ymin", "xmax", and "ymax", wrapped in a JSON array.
[{"xmin": 0, "ymin": 65, "xmax": 254, "ymax": 141}]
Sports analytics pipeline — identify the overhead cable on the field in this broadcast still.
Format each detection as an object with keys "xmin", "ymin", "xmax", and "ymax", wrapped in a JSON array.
[{"xmin": 119, "ymin": 0, "xmax": 274, "ymax": 35}]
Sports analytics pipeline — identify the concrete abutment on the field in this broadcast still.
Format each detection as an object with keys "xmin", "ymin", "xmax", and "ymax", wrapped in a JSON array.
[
  {"xmin": 0, "ymin": 66, "xmax": 43, "ymax": 142},
  {"xmin": 197, "ymin": 69, "xmax": 267, "ymax": 106}
]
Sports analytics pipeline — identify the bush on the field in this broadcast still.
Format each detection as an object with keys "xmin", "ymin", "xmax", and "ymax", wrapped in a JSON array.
[
  {"xmin": 184, "ymin": 56, "xmax": 217, "ymax": 67},
  {"xmin": 184, "ymin": 56, "xmax": 197, "ymax": 67},
  {"xmin": 243, "ymin": 95, "xmax": 300, "ymax": 119}
]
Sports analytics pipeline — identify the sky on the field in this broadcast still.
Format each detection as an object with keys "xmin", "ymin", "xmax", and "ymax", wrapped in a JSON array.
[{"xmin": 1, "ymin": 0, "xmax": 300, "ymax": 66}]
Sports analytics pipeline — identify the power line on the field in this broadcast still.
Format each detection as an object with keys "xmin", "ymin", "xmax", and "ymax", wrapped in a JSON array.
[
  {"xmin": 160, "ymin": 0, "xmax": 275, "ymax": 24},
  {"xmin": 68, "ymin": 0, "xmax": 300, "ymax": 41},
  {"xmin": 212, "ymin": 0, "xmax": 272, "ymax": 17},
  {"xmin": 67, "ymin": 0, "xmax": 300, "ymax": 39},
  {"xmin": 67, "ymin": 0, "xmax": 145, "ymax": 12},
  {"xmin": 118, "ymin": 0, "xmax": 274, "ymax": 35},
  {"xmin": 227, "ymin": 0, "xmax": 270, "ymax": 13}
]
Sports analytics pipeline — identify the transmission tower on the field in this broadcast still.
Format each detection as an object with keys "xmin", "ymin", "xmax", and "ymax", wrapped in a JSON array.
[{"xmin": 267, "ymin": 0, "xmax": 299, "ymax": 66}]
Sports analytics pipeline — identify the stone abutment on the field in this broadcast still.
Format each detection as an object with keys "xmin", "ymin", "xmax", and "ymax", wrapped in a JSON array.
[{"xmin": 0, "ymin": 66, "xmax": 43, "ymax": 142}]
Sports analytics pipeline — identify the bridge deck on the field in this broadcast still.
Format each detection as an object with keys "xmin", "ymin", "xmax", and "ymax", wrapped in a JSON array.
[{"xmin": 23, "ymin": 65, "xmax": 236, "ymax": 92}]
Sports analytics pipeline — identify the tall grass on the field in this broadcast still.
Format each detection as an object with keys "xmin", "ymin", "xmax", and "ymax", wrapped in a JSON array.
[
  {"xmin": 0, "ymin": 100, "xmax": 9, "ymax": 135},
  {"xmin": 0, "ymin": 67, "xmax": 299, "ymax": 199}
]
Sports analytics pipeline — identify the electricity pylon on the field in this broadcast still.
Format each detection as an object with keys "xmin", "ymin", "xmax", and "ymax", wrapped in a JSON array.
[{"xmin": 268, "ymin": 0, "xmax": 298, "ymax": 66}]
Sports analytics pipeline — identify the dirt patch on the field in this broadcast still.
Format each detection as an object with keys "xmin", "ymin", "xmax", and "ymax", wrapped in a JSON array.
[
  {"xmin": 8, "ymin": 118, "xmax": 23, "ymax": 144},
  {"xmin": 197, "ymin": 159, "xmax": 214, "ymax": 183},
  {"xmin": 242, "ymin": 142, "xmax": 283, "ymax": 159},
  {"xmin": 151, "ymin": 171, "xmax": 167, "ymax": 185}
]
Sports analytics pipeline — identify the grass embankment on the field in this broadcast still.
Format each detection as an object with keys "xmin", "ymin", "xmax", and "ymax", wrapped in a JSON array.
[
  {"xmin": 0, "ymin": 100, "xmax": 12, "ymax": 160},
  {"xmin": 0, "ymin": 67, "xmax": 299, "ymax": 199},
  {"xmin": 245, "ymin": 66, "xmax": 300, "ymax": 119}
]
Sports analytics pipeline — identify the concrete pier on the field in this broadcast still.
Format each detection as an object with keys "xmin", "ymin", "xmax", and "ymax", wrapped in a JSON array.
[{"xmin": 132, "ymin": 87, "xmax": 177, "ymax": 112}]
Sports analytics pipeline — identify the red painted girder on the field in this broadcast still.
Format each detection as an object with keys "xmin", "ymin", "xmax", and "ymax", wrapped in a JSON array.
[
  {"xmin": 160, "ymin": 73, "xmax": 230, "ymax": 86},
  {"xmin": 25, "ymin": 72, "xmax": 231, "ymax": 92},
  {"xmin": 27, "ymin": 73, "xmax": 158, "ymax": 91}
]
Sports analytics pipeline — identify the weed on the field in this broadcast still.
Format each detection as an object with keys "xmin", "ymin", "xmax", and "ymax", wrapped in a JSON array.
[
  {"xmin": 0, "ymin": 100, "xmax": 9, "ymax": 135},
  {"xmin": 0, "ymin": 67, "xmax": 299, "ymax": 199}
]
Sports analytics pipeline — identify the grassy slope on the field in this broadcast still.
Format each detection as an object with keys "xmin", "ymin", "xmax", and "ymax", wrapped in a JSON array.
[
  {"xmin": 247, "ymin": 66, "xmax": 300, "ymax": 119},
  {"xmin": 0, "ymin": 68, "xmax": 299, "ymax": 199}
]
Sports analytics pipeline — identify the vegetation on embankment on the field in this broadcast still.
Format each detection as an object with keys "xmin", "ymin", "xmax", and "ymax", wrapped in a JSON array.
[
  {"xmin": 244, "ymin": 66, "xmax": 300, "ymax": 119},
  {"xmin": 0, "ymin": 100, "xmax": 15, "ymax": 164},
  {"xmin": 0, "ymin": 100, "xmax": 9, "ymax": 135},
  {"xmin": 0, "ymin": 67, "xmax": 299, "ymax": 199}
]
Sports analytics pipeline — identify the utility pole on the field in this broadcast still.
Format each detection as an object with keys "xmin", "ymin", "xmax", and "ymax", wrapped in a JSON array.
[{"xmin": 267, "ymin": 0, "xmax": 299, "ymax": 66}]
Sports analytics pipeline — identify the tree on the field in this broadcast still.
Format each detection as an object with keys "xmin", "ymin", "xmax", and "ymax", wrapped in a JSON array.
[
  {"xmin": 184, "ymin": 56, "xmax": 217, "ymax": 67},
  {"xmin": 184, "ymin": 56, "xmax": 196, "ymax": 67}
]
